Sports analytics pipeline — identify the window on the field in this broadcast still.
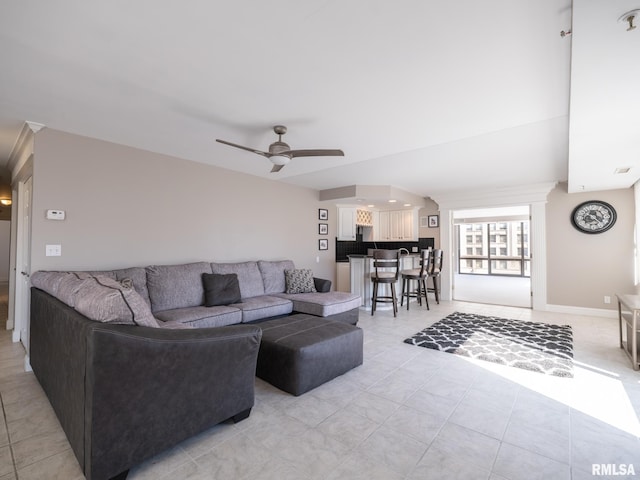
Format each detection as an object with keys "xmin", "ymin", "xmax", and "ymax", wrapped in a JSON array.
[{"xmin": 458, "ymin": 220, "xmax": 530, "ymax": 277}]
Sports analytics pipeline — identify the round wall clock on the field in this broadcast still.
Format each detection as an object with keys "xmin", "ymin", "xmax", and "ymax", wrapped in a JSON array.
[{"xmin": 571, "ymin": 200, "xmax": 617, "ymax": 234}]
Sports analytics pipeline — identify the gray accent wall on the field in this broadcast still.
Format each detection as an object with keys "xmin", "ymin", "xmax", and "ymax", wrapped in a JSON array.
[
  {"xmin": 30, "ymin": 129, "xmax": 336, "ymax": 282},
  {"xmin": 546, "ymin": 183, "xmax": 635, "ymax": 310}
]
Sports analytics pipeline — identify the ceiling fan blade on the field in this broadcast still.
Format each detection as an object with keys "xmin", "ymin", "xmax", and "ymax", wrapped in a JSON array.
[
  {"xmin": 216, "ymin": 139, "xmax": 270, "ymax": 158},
  {"xmin": 286, "ymin": 149, "xmax": 345, "ymax": 158},
  {"xmin": 270, "ymin": 164, "xmax": 285, "ymax": 173}
]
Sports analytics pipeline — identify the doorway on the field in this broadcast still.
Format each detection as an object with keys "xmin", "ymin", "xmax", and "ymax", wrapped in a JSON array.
[
  {"xmin": 13, "ymin": 175, "xmax": 32, "ymax": 356},
  {"xmin": 452, "ymin": 206, "xmax": 531, "ymax": 308}
]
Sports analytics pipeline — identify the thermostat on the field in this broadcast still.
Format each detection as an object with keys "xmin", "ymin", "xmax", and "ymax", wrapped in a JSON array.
[{"xmin": 46, "ymin": 209, "xmax": 66, "ymax": 220}]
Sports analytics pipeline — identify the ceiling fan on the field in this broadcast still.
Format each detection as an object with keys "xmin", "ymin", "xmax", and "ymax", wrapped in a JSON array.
[{"xmin": 216, "ymin": 125, "xmax": 344, "ymax": 173}]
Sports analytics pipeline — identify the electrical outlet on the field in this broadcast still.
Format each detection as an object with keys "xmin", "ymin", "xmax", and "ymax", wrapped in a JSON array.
[{"xmin": 604, "ymin": 295, "xmax": 611, "ymax": 304}]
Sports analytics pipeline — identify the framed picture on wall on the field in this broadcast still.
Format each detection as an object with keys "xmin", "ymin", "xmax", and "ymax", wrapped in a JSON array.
[
  {"xmin": 318, "ymin": 208, "xmax": 328, "ymax": 221},
  {"xmin": 428, "ymin": 215, "xmax": 439, "ymax": 228},
  {"xmin": 319, "ymin": 238, "xmax": 328, "ymax": 250},
  {"xmin": 319, "ymin": 223, "xmax": 328, "ymax": 235},
  {"xmin": 420, "ymin": 216, "xmax": 428, "ymax": 228}
]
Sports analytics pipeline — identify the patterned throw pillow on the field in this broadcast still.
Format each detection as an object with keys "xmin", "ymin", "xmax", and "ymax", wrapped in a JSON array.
[{"xmin": 284, "ymin": 269, "xmax": 317, "ymax": 294}]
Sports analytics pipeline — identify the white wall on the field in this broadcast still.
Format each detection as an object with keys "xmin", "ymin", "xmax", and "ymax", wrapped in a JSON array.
[{"xmin": 30, "ymin": 129, "xmax": 336, "ymax": 282}]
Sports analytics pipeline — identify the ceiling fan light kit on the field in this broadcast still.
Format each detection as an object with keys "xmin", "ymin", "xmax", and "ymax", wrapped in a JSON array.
[
  {"xmin": 216, "ymin": 125, "xmax": 344, "ymax": 173},
  {"xmin": 270, "ymin": 154, "xmax": 290, "ymax": 166}
]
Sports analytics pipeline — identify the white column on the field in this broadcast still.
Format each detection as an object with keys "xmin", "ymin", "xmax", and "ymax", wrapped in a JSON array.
[{"xmin": 530, "ymin": 201, "xmax": 548, "ymax": 310}]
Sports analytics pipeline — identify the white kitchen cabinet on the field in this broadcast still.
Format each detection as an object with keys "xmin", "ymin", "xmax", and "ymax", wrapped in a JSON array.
[
  {"xmin": 337, "ymin": 207, "xmax": 357, "ymax": 240},
  {"xmin": 390, "ymin": 211, "xmax": 402, "ymax": 240},
  {"xmin": 374, "ymin": 209, "xmax": 418, "ymax": 241},
  {"xmin": 401, "ymin": 210, "xmax": 415, "ymax": 240},
  {"xmin": 376, "ymin": 211, "xmax": 390, "ymax": 241}
]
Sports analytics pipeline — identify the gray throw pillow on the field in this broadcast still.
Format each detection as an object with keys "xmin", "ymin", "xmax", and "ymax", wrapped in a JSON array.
[
  {"xmin": 73, "ymin": 275, "xmax": 160, "ymax": 327},
  {"xmin": 202, "ymin": 273, "xmax": 242, "ymax": 306},
  {"xmin": 284, "ymin": 269, "xmax": 317, "ymax": 294}
]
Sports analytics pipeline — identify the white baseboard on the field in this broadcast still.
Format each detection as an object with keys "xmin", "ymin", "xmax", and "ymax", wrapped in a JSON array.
[
  {"xmin": 24, "ymin": 354, "xmax": 32, "ymax": 372},
  {"xmin": 545, "ymin": 303, "xmax": 617, "ymax": 319},
  {"xmin": 12, "ymin": 329, "xmax": 20, "ymax": 343}
]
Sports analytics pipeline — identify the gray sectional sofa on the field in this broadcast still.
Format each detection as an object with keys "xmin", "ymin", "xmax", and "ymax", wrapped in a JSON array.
[
  {"xmin": 31, "ymin": 259, "xmax": 360, "ymax": 328},
  {"xmin": 29, "ymin": 259, "xmax": 361, "ymax": 480},
  {"xmin": 144, "ymin": 260, "xmax": 360, "ymax": 327}
]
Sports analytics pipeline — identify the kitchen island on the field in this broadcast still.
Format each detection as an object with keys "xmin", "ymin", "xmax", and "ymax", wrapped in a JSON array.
[{"xmin": 349, "ymin": 253, "xmax": 421, "ymax": 309}]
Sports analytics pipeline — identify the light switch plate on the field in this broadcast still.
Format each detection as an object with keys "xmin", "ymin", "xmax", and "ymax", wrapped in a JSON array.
[{"xmin": 45, "ymin": 244, "xmax": 62, "ymax": 257}]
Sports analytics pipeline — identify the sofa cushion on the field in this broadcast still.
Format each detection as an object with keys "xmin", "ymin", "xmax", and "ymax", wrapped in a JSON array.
[
  {"xmin": 275, "ymin": 291, "xmax": 361, "ymax": 318},
  {"xmin": 87, "ymin": 267, "xmax": 152, "ymax": 307},
  {"xmin": 73, "ymin": 275, "xmax": 160, "ymax": 327},
  {"xmin": 202, "ymin": 273, "xmax": 241, "ymax": 306},
  {"xmin": 154, "ymin": 305, "xmax": 242, "ymax": 328},
  {"xmin": 146, "ymin": 262, "xmax": 212, "ymax": 312},
  {"xmin": 230, "ymin": 296, "xmax": 293, "ymax": 323},
  {"xmin": 257, "ymin": 260, "xmax": 295, "ymax": 294},
  {"xmin": 31, "ymin": 271, "xmax": 90, "ymax": 308},
  {"xmin": 211, "ymin": 262, "xmax": 265, "ymax": 299},
  {"xmin": 284, "ymin": 269, "xmax": 317, "ymax": 294},
  {"xmin": 113, "ymin": 267, "xmax": 151, "ymax": 307}
]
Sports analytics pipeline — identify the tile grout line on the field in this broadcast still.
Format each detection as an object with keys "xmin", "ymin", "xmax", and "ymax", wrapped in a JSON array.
[{"xmin": 0, "ymin": 392, "xmax": 19, "ymax": 479}]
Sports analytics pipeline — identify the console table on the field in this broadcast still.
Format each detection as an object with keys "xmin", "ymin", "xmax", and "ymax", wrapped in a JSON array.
[{"xmin": 616, "ymin": 294, "xmax": 640, "ymax": 370}]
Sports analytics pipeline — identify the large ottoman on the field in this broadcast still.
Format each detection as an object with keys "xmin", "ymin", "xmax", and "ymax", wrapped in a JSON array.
[{"xmin": 256, "ymin": 314, "xmax": 363, "ymax": 396}]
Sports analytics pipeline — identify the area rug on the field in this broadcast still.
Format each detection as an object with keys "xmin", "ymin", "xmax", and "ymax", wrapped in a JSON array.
[{"xmin": 404, "ymin": 312, "xmax": 573, "ymax": 377}]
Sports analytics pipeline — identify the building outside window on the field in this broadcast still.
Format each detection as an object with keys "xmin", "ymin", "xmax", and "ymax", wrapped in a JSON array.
[{"xmin": 457, "ymin": 220, "xmax": 530, "ymax": 277}]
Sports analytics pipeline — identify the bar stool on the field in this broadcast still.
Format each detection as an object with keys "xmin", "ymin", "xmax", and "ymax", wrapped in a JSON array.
[
  {"xmin": 370, "ymin": 249, "xmax": 400, "ymax": 317},
  {"xmin": 400, "ymin": 248, "xmax": 431, "ymax": 310},
  {"xmin": 427, "ymin": 249, "xmax": 443, "ymax": 304}
]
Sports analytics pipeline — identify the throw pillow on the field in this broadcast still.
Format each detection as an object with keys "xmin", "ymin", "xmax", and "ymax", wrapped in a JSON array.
[
  {"xmin": 284, "ymin": 269, "xmax": 317, "ymax": 294},
  {"xmin": 73, "ymin": 275, "xmax": 160, "ymax": 328},
  {"xmin": 202, "ymin": 273, "xmax": 242, "ymax": 306}
]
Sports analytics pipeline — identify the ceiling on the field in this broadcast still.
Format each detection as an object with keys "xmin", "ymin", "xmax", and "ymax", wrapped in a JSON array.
[{"xmin": 0, "ymin": 1, "xmax": 637, "ymax": 201}]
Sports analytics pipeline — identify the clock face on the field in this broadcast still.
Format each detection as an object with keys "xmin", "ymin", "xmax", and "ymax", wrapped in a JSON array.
[{"xmin": 571, "ymin": 201, "xmax": 616, "ymax": 234}]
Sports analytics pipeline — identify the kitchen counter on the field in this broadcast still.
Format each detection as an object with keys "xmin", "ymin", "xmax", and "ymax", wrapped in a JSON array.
[
  {"xmin": 348, "ymin": 254, "xmax": 420, "ymax": 309},
  {"xmin": 347, "ymin": 253, "xmax": 421, "ymax": 258}
]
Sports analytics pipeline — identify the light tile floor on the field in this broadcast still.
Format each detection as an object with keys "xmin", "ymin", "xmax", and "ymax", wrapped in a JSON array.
[{"xmin": 1, "ymin": 299, "xmax": 640, "ymax": 479}]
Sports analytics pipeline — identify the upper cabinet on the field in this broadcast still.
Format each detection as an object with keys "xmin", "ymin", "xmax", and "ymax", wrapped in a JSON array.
[
  {"xmin": 377, "ymin": 211, "xmax": 390, "ymax": 241},
  {"xmin": 338, "ymin": 206, "xmax": 376, "ymax": 241},
  {"xmin": 338, "ymin": 206, "xmax": 418, "ymax": 242},
  {"xmin": 337, "ymin": 207, "xmax": 357, "ymax": 241},
  {"xmin": 374, "ymin": 209, "xmax": 418, "ymax": 241}
]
